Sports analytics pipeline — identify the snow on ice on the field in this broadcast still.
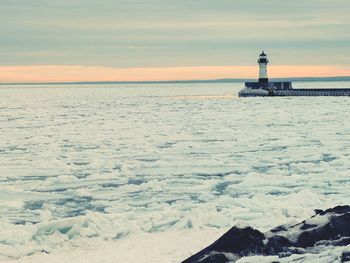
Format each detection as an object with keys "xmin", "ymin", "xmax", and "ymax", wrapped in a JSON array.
[{"xmin": 0, "ymin": 82, "xmax": 350, "ymax": 262}]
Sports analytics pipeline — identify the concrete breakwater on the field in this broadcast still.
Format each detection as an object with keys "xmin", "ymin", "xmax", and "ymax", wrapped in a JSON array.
[{"xmin": 239, "ymin": 88, "xmax": 350, "ymax": 97}]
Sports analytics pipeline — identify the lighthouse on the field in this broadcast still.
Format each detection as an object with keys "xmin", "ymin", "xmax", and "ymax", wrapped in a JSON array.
[
  {"xmin": 239, "ymin": 52, "xmax": 350, "ymax": 97},
  {"xmin": 257, "ymin": 51, "xmax": 269, "ymax": 83}
]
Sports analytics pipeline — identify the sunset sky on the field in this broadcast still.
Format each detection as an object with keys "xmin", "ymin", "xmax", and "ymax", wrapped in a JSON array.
[{"xmin": 1, "ymin": 0, "xmax": 349, "ymax": 82}]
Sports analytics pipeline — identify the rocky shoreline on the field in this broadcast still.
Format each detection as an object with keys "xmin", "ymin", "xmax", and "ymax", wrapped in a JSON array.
[{"xmin": 183, "ymin": 206, "xmax": 350, "ymax": 263}]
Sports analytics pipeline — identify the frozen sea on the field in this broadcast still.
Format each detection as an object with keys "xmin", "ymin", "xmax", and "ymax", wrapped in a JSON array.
[{"xmin": 0, "ymin": 81, "xmax": 350, "ymax": 262}]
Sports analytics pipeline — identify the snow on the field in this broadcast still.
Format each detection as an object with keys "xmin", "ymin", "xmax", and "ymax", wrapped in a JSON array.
[
  {"xmin": 236, "ymin": 245, "xmax": 350, "ymax": 262},
  {"xmin": 2, "ymin": 229, "xmax": 225, "ymax": 263},
  {"xmin": 0, "ymin": 81, "xmax": 350, "ymax": 262}
]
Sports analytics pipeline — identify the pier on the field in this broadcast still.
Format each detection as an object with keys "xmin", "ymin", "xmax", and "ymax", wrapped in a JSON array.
[{"xmin": 238, "ymin": 52, "xmax": 350, "ymax": 97}]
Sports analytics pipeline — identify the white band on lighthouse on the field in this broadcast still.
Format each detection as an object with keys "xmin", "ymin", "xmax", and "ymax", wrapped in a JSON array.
[{"xmin": 259, "ymin": 63, "xmax": 267, "ymax": 79}]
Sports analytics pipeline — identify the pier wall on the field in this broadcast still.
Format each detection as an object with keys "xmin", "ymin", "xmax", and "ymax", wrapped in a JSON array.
[
  {"xmin": 239, "ymin": 89, "xmax": 350, "ymax": 97},
  {"xmin": 275, "ymin": 89, "xmax": 350, "ymax": 97}
]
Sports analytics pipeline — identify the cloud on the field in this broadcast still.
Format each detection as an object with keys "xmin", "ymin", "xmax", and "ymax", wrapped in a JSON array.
[{"xmin": 0, "ymin": 0, "xmax": 349, "ymax": 71}]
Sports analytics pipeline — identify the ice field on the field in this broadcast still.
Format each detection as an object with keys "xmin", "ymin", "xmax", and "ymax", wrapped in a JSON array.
[{"xmin": 0, "ymin": 82, "xmax": 350, "ymax": 262}]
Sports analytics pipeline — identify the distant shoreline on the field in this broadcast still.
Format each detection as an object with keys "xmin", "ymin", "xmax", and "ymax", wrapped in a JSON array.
[{"xmin": 0, "ymin": 76, "xmax": 350, "ymax": 85}]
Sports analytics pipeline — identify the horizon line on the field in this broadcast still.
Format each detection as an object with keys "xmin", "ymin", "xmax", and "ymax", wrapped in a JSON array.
[{"xmin": 1, "ymin": 76, "xmax": 350, "ymax": 85}]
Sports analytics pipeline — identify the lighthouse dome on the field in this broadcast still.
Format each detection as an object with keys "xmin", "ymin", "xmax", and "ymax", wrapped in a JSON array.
[{"xmin": 260, "ymin": 51, "xmax": 267, "ymax": 57}]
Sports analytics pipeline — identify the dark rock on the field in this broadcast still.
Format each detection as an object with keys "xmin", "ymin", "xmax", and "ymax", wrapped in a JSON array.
[
  {"xmin": 315, "ymin": 205, "xmax": 350, "ymax": 216},
  {"xmin": 182, "ymin": 205, "xmax": 350, "ymax": 263},
  {"xmin": 341, "ymin": 251, "xmax": 350, "ymax": 262},
  {"xmin": 210, "ymin": 227, "xmax": 265, "ymax": 254},
  {"xmin": 183, "ymin": 227, "xmax": 265, "ymax": 263},
  {"xmin": 296, "ymin": 213, "xmax": 350, "ymax": 248},
  {"xmin": 269, "ymin": 225, "xmax": 287, "ymax": 233},
  {"xmin": 333, "ymin": 237, "xmax": 350, "ymax": 247},
  {"xmin": 264, "ymin": 236, "xmax": 294, "ymax": 255}
]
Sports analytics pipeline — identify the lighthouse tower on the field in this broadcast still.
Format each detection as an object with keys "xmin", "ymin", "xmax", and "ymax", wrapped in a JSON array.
[{"xmin": 257, "ymin": 51, "xmax": 269, "ymax": 83}]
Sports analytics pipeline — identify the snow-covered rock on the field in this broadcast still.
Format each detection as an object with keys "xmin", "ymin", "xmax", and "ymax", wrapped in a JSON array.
[{"xmin": 183, "ymin": 205, "xmax": 350, "ymax": 263}]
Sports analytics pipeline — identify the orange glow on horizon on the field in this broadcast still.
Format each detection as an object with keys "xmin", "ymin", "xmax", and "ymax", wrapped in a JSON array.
[{"xmin": 0, "ymin": 65, "xmax": 349, "ymax": 83}]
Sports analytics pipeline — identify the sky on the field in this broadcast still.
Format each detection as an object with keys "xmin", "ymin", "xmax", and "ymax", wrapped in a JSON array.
[{"xmin": 0, "ymin": 0, "xmax": 349, "ymax": 82}]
